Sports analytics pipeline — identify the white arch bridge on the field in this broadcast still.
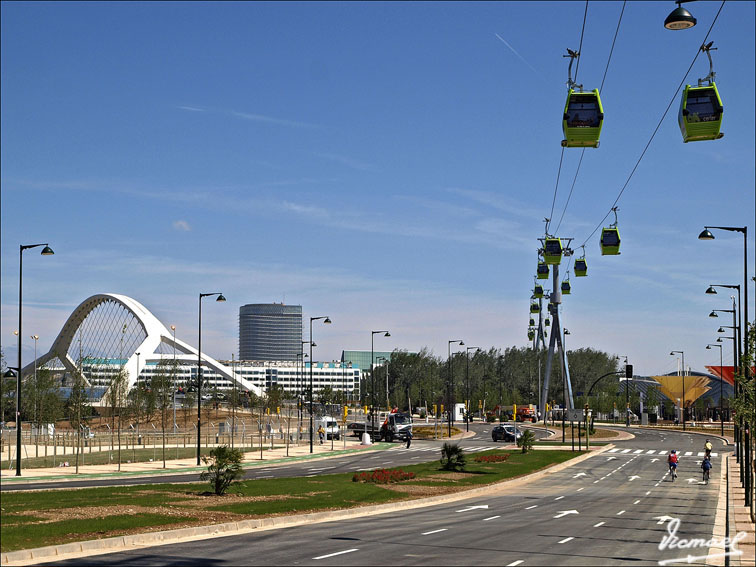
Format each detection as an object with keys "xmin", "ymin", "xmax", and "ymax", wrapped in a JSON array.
[{"xmin": 22, "ymin": 293, "xmax": 263, "ymax": 406}]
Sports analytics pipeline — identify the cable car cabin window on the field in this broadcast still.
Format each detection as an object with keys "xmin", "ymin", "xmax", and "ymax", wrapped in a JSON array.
[
  {"xmin": 686, "ymin": 90, "xmax": 720, "ymax": 123},
  {"xmin": 566, "ymin": 97, "xmax": 600, "ymax": 128},
  {"xmin": 544, "ymin": 240, "xmax": 562, "ymax": 256},
  {"xmin": 601, "ymin": 230, "xmax": 620, "ymax": 247}
]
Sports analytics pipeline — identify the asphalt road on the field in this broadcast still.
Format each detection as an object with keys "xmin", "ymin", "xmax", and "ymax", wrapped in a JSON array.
[
  {"xmin": 52, "ymin": 428, "xmax": 731, "ymax": 566},
  {"xmin": 1, "ymin": 422, "xmax": 550, "ymax": 492}
]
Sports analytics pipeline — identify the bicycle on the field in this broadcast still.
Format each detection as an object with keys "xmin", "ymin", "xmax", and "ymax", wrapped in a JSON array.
[
  {"xmin": 669, "ymin": 464, "xmax": 677, "ymax": 481},
  {"xmin": 702, "ymin": 468, "xmax": 710, "ymax": 484}
]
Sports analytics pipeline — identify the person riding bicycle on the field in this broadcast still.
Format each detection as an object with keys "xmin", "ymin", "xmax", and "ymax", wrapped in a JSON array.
[
  {"xmin": 704, "ymin": 440, "xmax": 713, "ymax": 458},
  {"xmin": 701, "ymin": 455, "xmax": 712, "ymax": 482},
  {"xmin": 668, "ymin": 450, "xmax": 679, "ymax": 477}
]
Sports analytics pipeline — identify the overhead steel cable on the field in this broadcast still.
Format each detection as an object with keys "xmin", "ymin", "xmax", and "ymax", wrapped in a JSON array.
[
  {"xmin": 578, "ymin": 0, "xmax": 726, "ymax": 249},
  {"xmin": 545, "ymin": 0, "xmax": 589, "ymax": 236},
  {"xmin": 554, "ymin": 1, "xmax": 626, "ymax": 236}
]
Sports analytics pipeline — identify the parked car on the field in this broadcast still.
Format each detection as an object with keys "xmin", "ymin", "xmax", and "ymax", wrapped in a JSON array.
[{"xmin": 491, "ymin": 425, "xmax": 523, "ymax": 442}]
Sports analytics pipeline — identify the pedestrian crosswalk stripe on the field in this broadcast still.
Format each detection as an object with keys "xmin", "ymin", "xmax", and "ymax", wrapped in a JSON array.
[
  {"xmin": 646, "ymin": 450, "xmax": 656, "ymax": 454},
  {"xmin": 633, "ymin": 449, "xmax": 644, "ymax": 454},
  {"xmin": 609, "ymin": 448, "xmax": 620, "ymax": 453},
  {"xmin": 684, "ymin": 451, "xmax": 692, "ymax": 456},
  {"xmin": 621, "ymin": 449, "xmax": 631, "ymax": 453}
]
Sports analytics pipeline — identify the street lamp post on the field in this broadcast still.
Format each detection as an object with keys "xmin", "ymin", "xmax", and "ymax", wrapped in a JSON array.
[
  {"xmin": 465, "ymin": 346, "xmax": 479, "ymax": 432},
  {"xmin": 447, "ymin": 339, "xmax": 465, "ymax": 438},
  {"xmin": 197, "ymin": 292, "xmax": 226, "ymax": 465},
  {"xmin": 310, "ymin": 316, "xmax": 331, "ymax": 453},
  {"xmin": 706, "ymin": 343, "xmax": 725, "ymax": 436},
  {"xmin": 16, "ymin": 242, "xmax": 54, "ymax": 476},
  {"xmin": 370, "ymin": 330, "xmax": 390, "ymax": 437},
  {"xmin": 670, "ymin": 351, "xmax": 685, "ymax": 431}
]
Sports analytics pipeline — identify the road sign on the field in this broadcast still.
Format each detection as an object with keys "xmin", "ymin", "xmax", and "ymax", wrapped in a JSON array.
[{"xmin": 566, "ymin": 409, "xmax": 583, "ymax": 421}]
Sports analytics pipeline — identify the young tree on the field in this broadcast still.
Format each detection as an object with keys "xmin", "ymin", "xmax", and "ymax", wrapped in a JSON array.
[
  {"xmin": 65, "ymin": 370, "xmax": 91, "ymax": 474},
  {"xmin": 152, "ymin": 359, "xmax": 175, "ymax": 468},
  {"xmin": 22, "ymin": 368, "xmax": 62, "ymax": 457},
  {"xmin": 200, "ymin": 445, "xmax": 244, "ymax": 495},
  {"xmin": 104, "ymin": 368, "xmax": 129, "ymax": 471}
]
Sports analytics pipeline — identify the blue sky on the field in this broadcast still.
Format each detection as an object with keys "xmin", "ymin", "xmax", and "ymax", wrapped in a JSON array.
[{"xmin": 2, "ymin": 1, "xmax": 754, "ymax": 377}]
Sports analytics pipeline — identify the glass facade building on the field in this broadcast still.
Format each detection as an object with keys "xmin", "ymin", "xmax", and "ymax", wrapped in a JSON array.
[{"xmin": 239, "ymin": 303, "xmax": 302, "ymax": 361}]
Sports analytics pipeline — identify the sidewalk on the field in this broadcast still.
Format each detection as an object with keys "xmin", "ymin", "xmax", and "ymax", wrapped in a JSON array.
[{"xmin": 729, "ymin": 456, "xmax": 755, "ymax": 566}]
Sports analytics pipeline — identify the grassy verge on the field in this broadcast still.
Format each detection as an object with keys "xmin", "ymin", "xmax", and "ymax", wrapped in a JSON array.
[{"xmin": 1, "ymin": 449, "xmax": 579, "ymax": 552}]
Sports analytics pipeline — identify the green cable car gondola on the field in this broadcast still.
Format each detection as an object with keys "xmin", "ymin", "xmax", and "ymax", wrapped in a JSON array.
[
  {"xmin": 544, "ymin": 318, "xmax": 551, "ymax": 327},
  {"xmin": 529, "ymin": 318, "xmax": 536, "ymax": 326},
  {"xmin": 679, "ymin": 42, "xmax": 724, "ymax": 143},
  {"xmin": 537, "ymin": 261, "xmax": 549, "ymax": 280},
  {"xmin": 533, "ymin": 284, "xmax": 544, "ymax": 299},
  {"xmin": 561, "ymin": 280, "xmax": 571, "ymax": 295},
  {"xmin": 561, "ymin": 49, "xmax": 603, "ymax": 148},
  {"xmin": 562, "ymin": 89, "xmax": 603, "ymax": 148},
  {"xmin": 530, "ymin": 302, "xmax": 540, "ymax": 314},
  {"xmin": 528, "ymin": 329, "xmax": 535, "ymax": 341},
  {"xmin": 574, "ymin": 259, "xmax": 587, "ymax": 276},
  {"xmin": 543, "ymin": 238, "xmax": 563, "ymax": 265},
  {"xmin": 600, "ymin": 207, "xmax": 621, "ymax": 256}
]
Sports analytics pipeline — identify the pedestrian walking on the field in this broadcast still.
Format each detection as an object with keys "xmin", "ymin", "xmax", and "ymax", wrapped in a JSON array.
[{"xmin": 406, "ymin": 429, "xmax": 413, "ymax": 449}]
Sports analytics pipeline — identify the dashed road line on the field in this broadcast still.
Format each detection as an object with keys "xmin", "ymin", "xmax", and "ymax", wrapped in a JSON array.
[
  {"xmin": 555, "ymin": 496, "xmax": 564, "ymax": 500},
  {"xmin": 525, "ymin": 505, "xmax": 538, "ymax": 510},
  {"xmin": 617, "ymin": 510, "xmax": 626, "ymax": 515},
  {"xmin": 313, "ymin": 549, "xmax": 358, "ymax": 560},
  {"xmin": 594, "ymin": 521, "xmax": 605, "ymax": 527},
  {"xmin": 506, "ymin": 561, "xmax": 524, "ymax": 567},
  {"xmin": 558, "ymin": 537, "xmax": 574, "ymax": 544},
  {"xmin": 422, "ymin": 529, "xmax": 448, "ymax": 536},
  {"xmin": 483, "ymin": 516, "xmax": 501, "ymax": 521},
  {"xmin": 634, "ymin": 500, "xmax": 641, "ymax": 504}
]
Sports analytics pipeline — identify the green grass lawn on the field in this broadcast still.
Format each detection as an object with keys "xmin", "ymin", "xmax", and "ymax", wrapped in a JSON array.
[{"xmin": 1, "ymin": 449, "xmax": 580, "ymax": 553}]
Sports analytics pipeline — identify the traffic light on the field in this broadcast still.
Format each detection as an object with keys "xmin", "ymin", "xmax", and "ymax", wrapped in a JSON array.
[
  {"xmin": 626, "ymin": 364, "xmax": 633, "ymax": 378},
  {"xmin": 433, "ymin": 404, "xmax": 437, "ymax": 417}
]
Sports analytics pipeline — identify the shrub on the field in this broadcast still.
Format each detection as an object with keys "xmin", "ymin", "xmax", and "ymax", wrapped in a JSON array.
[
  {"xmin": 352, "ymin": 468, "xmax": 416, "ymax": 484},
  {"xmin": 474, "ymin": 454, "xmax": 510, "ymax": 463},
  {"xmin": 486, "ymin": 414, "xmax": 497, "ymax": 423},
  {"xmin": 440, "ymin": 442, "xmax": 466, "ymax": 471},
  {"xmin": 517, "ymin": 430, "xmax": 535, "ymax": 454},
  {"xmin": 200, "ymin": 445, "xmax": 245, "ymax": 495}
]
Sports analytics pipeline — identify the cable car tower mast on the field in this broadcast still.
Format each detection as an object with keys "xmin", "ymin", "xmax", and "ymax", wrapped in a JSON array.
[{"xmin": 538, "ymin": 236, "xmax": 576, "ymax": 417}]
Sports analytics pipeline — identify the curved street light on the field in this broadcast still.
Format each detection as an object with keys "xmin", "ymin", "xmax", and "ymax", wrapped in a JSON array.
[
  {"xmin": 370, "ymin": 330, "xmax": 390, "ymax": 436},
  {"xmin": 309, "ymin": 316, "xmax": 331, "ymax": 453},
  {"xmin": 197, "ymin": 292, "xmax": 225, "ymax": 465},
  {"xmin": 16, "ymin": 243, "xmax": 54, "ymax": 476},
  {"xmin": 447, "ymin": 339, "xmax": 465, "ymax": 438}
]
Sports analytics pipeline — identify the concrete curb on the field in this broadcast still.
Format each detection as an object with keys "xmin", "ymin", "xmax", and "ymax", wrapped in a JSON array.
[{"xmin": 1, "ymin": 445, "xmax": 611, "ymax": 566}]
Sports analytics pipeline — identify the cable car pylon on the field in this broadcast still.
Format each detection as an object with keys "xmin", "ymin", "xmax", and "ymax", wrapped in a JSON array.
[{"xmin": 538, "ymin": 239, "xmax": 575, "ymax": 420}]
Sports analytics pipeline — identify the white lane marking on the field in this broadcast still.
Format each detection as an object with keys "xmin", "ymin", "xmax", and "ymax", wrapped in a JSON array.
[
  {"xmin": 483, "ymin": 516, "xmax": 501, "ymax": 521},
  {"xmin": 608, "ymin": 448, "xmax": 620, "ymax": 453},
  {"xmin": 633, "ymin": 449, "xmax": 644, "ymax": 454},
  {"xmin": 634, "ymin": 500, "xmax": 641, "ymax": 504},
  {"xmin": 457, "ymin": 505, "xmax": 489, "ymax": 512},
  {"xmin": 553, "ymin": 510, "xmax": 579, "ymax": 519},
  {"xmin": 712, "ymin": 452, "xmax": 718, "ymax": 457},
  {"xmin": 313, "ymin": 549, "xmax": 358, "ymax": 560},
  {"xmin": 697, "ymin": 452, "xmax": 705, "ymax": 457},
  {"xmin": 506, "ymin": 561, "xmax": 524, "ymax": 567},
  {"xmin": 621, "ymin": 449, "xmax": 631, "ymax": 453},
  {"xmin": 558, "ymin": 537, "xmax": 574, "ymax": 544},
  {"xmin": 593, "ymin": 480, "xmax": 600, "ymax": 483},
  {"xmin": 617, "ymin": 510, "xmax": 626, "ymax": 515},
  {"xmin": 684, "ymin": 451, "xmax": 692, "ymax": 456},
  {"xmin": 628, "ymin": 475, "xmax": 640, "ymax": 482},
  {"xmin": 646, "ymin": 491, "xmax": 652, "ymax": 496},
  {"xmin": 577, "ymin": 487, "xmax": 585, "ymax": 492},
  {"xmin": 594, "ymin": 521, "xmax": 605, "ymax": 527},
  {"xmin": 525, "ymin": 505, "xmax": 538, "ymax": 510},
  {"xmin": 422, "ymin": 529, "xmax": 448, "ymax": 535},
  {"xmin": 306, "ymin": 474, "xmax": 317, "ymax": 477},
  {"xmin": 646, "ymin": 450, "xmax": 656, "ymax": 454},
  {"xmin": 256, "ymin": 475, "xmax": 274, "ymax": 479},
  {"xmin": 555, "ymin": 496, "xmax": 564, "ymax": 500}
]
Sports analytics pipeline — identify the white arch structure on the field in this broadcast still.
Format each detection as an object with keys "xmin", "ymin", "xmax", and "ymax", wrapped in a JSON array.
[{"xmin": 23, "ymin": 293, "xmax": 263, "ymax": 402}]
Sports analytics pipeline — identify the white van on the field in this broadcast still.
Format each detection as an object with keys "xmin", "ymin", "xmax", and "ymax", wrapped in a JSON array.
[{"xmin": 318, "ymin": 416, "xmax": 340, "ymax": 440}]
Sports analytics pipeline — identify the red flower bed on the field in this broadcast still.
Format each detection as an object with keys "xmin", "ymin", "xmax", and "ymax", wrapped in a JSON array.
[
  {"xmin": 352, "ymin": 468, "xmax": 416, "ymax": 484},
  {"xmin": 474, "ymin": 454, "xmax": 510, "ymax": 463}
]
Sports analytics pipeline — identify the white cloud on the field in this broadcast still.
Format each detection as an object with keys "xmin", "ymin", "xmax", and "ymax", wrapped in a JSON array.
[{"xmin": 172, "ymin": 220, "xmax": 192, "ymax": 232}]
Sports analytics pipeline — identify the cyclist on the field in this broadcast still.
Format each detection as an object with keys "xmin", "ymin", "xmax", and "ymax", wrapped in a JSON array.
[
  {"xmin": 668, "ymin": 450, "xmax": 679, "ymax": 479},
  {"xmin": 704, "ymin": 440, "xmax": 713, "ymax": 458},
  {"xmin": 701, "ymin": 455, "xmax": 712, "ymax": 484}
]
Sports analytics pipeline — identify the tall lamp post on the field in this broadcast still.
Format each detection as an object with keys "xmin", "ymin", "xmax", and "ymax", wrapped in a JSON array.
[
  {"xmin": 309, "ymin": 316, "xmax": 331, "ymax": 453},
  {"xmin": 447, "ymin": 339, "xmax": 465, "ymax": 438},
  {"xmin": 16, "ymin": 242, "xmax": 54, "ymax": 476},
  {"xmin": 197, "ymin": 292, "xmax": 226, "ymax": 465},
  {"xmin": 465, "ymin": 346, "xmax": 479, "ymax": 432},
  {"xmin": 706, "ymin": 343, "xmax": 725, "ymax": 436},
  {"xmin": 370, "ymin": 330, "xmax": 390, "ymax": 436},
  {"xmin": 670, "ymin": 351, "xmax": 686, "ymax": 431}
]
